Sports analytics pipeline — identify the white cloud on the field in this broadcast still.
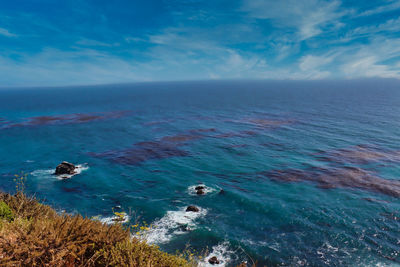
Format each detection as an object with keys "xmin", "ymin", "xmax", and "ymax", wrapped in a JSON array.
[
  {"xmin": 299, "ymin": 55, "xmax": 334, "ymax": 71},
  {"xmin": 263, "ymin": 36, "xmax": 400, "ymax": 80},
  {"xmin": 255, "ymin": 68, "xmax": 331, "ymax": 80},
  {"xmin": 0, "ymin": 43, "xmax": 269, "ymax": 86},
  {"xmin": 338, "ymin": 38, "xmax": 400, "ymax": 78},
  {"xmin": 76, "ymin": 38, "xmax": 119, "ymax": 47},
  {"xmin": 143, "ymin": 28, "xmax": 270, "ymax": 79},
  {"xmin": 344, "ymin": 17, "xmax": 400, "ymax": 40},
  {"xmin": 216, "ymin": 49, "xmax": 268, "ymax": 77},
  {"xmin": 241, "ymin": 0, "xmax": 345, "ymax": 40},
  {"xmin": 0, "ymin": 27, "xmax": 16, "ymax": 37},
  {"xmin": 358, "ymin": 0, "xmax": 400, "ymax": 16},
  {"xmin": 0, "ymin": 48, "xmax": 151, "ymax": 87},
  {"xmin": 341, "ymin": 56, "xmax": 399, "ymax": 78},
  {"xmin": 2, "ymin": 35, "xmax": 400, "ymax": 87}
]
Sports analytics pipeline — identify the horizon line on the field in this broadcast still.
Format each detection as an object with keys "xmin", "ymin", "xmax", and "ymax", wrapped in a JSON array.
[{"xmin": 1, "ymin": 77, "xmax": 400, "ymax": 90}]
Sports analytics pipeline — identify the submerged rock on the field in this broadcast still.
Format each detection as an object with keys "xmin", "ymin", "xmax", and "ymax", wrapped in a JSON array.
[
  {"xmin": 195, "ymin": 185, "xmax": 205, "ymax": 190},
  {"xmin": 185, "ymin": 205, "xmax": 199, "ymax": 212},
  {"xmin": 55, "ymin": 161, "xmax": 76, "ymax": 175},
  {"xmin": 208, "ymin": 256, "xmax": 220, "ymax": 265}
]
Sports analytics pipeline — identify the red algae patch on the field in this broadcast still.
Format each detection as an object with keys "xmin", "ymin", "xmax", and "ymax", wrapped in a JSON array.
[
  {"xmin": 2, "ymin": 110, "xmax": 129, "ymax": 129},
  {"xmin": 213, "ymin": 130, "xmax": 257, "ymax": 138},
  {"xmin": 247, "ymin": 118, "xmax": 292, "ymax": 127},
  {"xmin": 89, "ymin": 129, "xmax": 221, "ymax": 165},
  {"xmin": 27, "ymin": 115, "xmax": 65, "ymax": 125},
  {"xmin": 0, "ymin": 117, "xmax": 10, "ymax": 126},
  {"xmin": 188, "ymin": 128, "xmax": 217, "ymax": 134},
  {"xmin": 161, "ymin": 134, "xmax": 200, "ymax": 143},
  {"xmin": 314, "ymin": 145, "xmax": 400, "ymax": 164},
  {"xmin": 262, "ymin": 166, "xmax": 400, "ymax": 198},
  {"xmin": 142, "ymin": 118, "xmax": 176, "ymax": 126},
  {"xmin": 213, "ymin": 117, "xmax": 292, "ymax": 138},
  {"xmin": 227, "ymin": 117, "xmax": 294, "ymax": 128},
  {"xmin": 90, "ymin": 141, "xmax": 189, "ymax": 165},
  {"xmin": 161, "ymin": 128, "xmax": 218, "ymax": 143}
]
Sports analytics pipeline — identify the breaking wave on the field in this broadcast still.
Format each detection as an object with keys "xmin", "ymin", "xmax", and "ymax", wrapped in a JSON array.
[{"xmin": 140, "ymin": 206, "xmax": 207, "ymax": 244}]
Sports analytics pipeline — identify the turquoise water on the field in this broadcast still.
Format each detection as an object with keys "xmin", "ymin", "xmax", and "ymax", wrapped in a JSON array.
[{"xmin": 1, "ymin": 80, "xmax": 400, "ymax": 266}]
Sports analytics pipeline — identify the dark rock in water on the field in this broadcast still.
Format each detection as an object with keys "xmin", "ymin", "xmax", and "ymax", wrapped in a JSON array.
[
  {"xmin": 112, "ymin": 216, "xmax": 125, "ymax": 222},
  {"xmin": 219, "ymin": 189, "xmax": 225, "ymax": 195},
  {"xmin": 113, "ymin": 205, "xmax": 122, "ymax": 211},
  {"xmin": 178, "ymin": 224, "xmax": 192, "ymax": 232},
  {"xmin": 196, "ymin": 189, "xmax": 205, "ymax": 195},
  {"xmin": 208, "ymin": 256, "xmax": 220, "ymax": 264},
  {"xmin": 186, "ymin": 205, "xmax": 199, "ymax": 212},
  {"xmin": 195, "ymin": 185, "xmax": 205, "ymax": 190},
  {"xmin": 55, "ymin": 161, "xmax": 76, "ymax": 175}
]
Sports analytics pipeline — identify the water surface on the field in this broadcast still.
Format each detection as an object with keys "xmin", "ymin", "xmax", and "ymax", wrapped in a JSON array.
[{"xmin": 1, "ymin": 80, "xmax": 400, "ymax": 266}]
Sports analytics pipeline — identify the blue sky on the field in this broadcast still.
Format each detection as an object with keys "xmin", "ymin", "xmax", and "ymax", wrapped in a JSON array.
[{"xmin": 0, "ymin": 0, "xmax": 400, "ymax": 86}]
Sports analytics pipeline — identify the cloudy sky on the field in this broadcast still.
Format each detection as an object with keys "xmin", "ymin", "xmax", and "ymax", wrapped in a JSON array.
[{"xmin": 1, "ymin": 0, "xmax": 400, "ymax": 86}]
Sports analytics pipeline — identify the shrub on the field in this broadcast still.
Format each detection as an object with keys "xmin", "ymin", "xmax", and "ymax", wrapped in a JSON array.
[
  {"xmin": 0, "ymin": 201, "xmax": 14, "ymax": 222},
  {"xmin": 0, "ymin": 192, "xmax": 192, "ymax": 266}
]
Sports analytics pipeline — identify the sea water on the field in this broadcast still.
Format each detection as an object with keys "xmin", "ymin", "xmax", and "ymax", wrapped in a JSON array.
[{"xmin": 1, "ymin": 80, "xmax": 400, "ymax": 266}]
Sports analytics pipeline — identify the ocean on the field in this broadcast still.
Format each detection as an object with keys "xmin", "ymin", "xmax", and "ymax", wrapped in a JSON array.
[{"xmin": 1, "ymin": 79, "xmax": 400, "ymax": 266}]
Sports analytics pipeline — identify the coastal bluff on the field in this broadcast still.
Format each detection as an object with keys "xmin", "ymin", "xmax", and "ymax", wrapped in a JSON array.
[{"xmin": 0, "ymin": 192, "xmax": 191, "ymax": 266}]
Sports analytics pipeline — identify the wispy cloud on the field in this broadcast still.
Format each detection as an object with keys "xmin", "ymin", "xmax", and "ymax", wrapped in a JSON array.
[
  {"xmin": 342, "ymin": 56, "xmax": 400, "ymax": 78},
  {"xmin": 299, "ymin": 55, "xmax": 334, "ymax": 72},
  {"xmin": 292, "ymin": 36, "xmax": 400, "ymax": 79},
  {"xmin": 76, "ymin": 38, "xmax": 119, "ymax": 47},
  {"xmin": 358, "ymin": 0, "xmax": 400, "ymax": 16},
  {"xmin": 241, "ymin": 0, "xmax": 346, "ymax": 40},
  {"xmin": 0, "ymin": 48, "xmax": 152, "ymax": 86},
  {"xmin": 340, "ymin": 37, "xmax": 400, "ymax": 78},
  {"xmin": 344, "ymin": 17, "xmax": 400, "ymax": 40},
  {"xmin": 0, "ymin": 27, "xmax": 16, "ymax": 37}
]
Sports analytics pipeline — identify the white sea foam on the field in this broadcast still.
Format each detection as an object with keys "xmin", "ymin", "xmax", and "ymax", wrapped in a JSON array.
[
  {"xmin": 140, "ymin": 206, "xmax": 207, "ymax": 244},
  {"xmin": 31, "ymin": 169, "xmax": 54, "ymax": 177},
  {"xmin": 98, "ymin": 213, "xmax": 130, "ymax": 225},
  {"xmin": 31, "ymin": 164, "xmax": 89, "ymax": 180},
  {"xmin": 199, "ymin": 242, "xmax": 236, "ymax": 267},
  {"xmin": 241, "ymin": 238, "xmax": 268, "ymax": 248},
  {"xmin": 188, "ymin": 184, "xmax": 216, "ymax": 195}
]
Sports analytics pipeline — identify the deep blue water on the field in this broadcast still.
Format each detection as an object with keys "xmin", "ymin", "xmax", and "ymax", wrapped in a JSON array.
[{"xmin": 1, "ymin": 80, "xmax": 400, "ymax": 266}]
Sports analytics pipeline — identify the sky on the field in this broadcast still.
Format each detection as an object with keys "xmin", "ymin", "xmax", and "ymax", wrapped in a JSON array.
[{"xmin": 0, "ymin": 0, "xmax": 400, "ymax": 86}]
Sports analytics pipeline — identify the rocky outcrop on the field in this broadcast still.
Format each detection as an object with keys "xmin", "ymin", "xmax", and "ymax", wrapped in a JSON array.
[
  {"xmin": 196, "ymin": 189, "xmax": 205, "ymax": 195},
  {"xmin": 185, "ymin": 205, "xmax": 199, "ymax": 212},
  {"xmin": 55, "ymin": 161, "xmax": 76, "ymax": 175},
  {"xmin": 208, "ymin": 256, "xmax": 220, "ymax": 264}
]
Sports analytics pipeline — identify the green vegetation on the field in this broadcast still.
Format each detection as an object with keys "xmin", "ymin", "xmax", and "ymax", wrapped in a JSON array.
[
  {"xmin": 0, "ymin": 192, "xmax": 192, "ymax": 266},
  {"xmin": 0, "ymin": 201, "xmax": 14, "ymax": 222},
  {"xmin": 0, "ymin": 174, "xmax": 252, "ymax": 266}
]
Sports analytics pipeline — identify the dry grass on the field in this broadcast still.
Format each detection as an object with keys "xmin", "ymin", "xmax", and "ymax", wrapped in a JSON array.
[{"xmin": 0, "ymin": 192, "xmax": 192, "ymax": 267}]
